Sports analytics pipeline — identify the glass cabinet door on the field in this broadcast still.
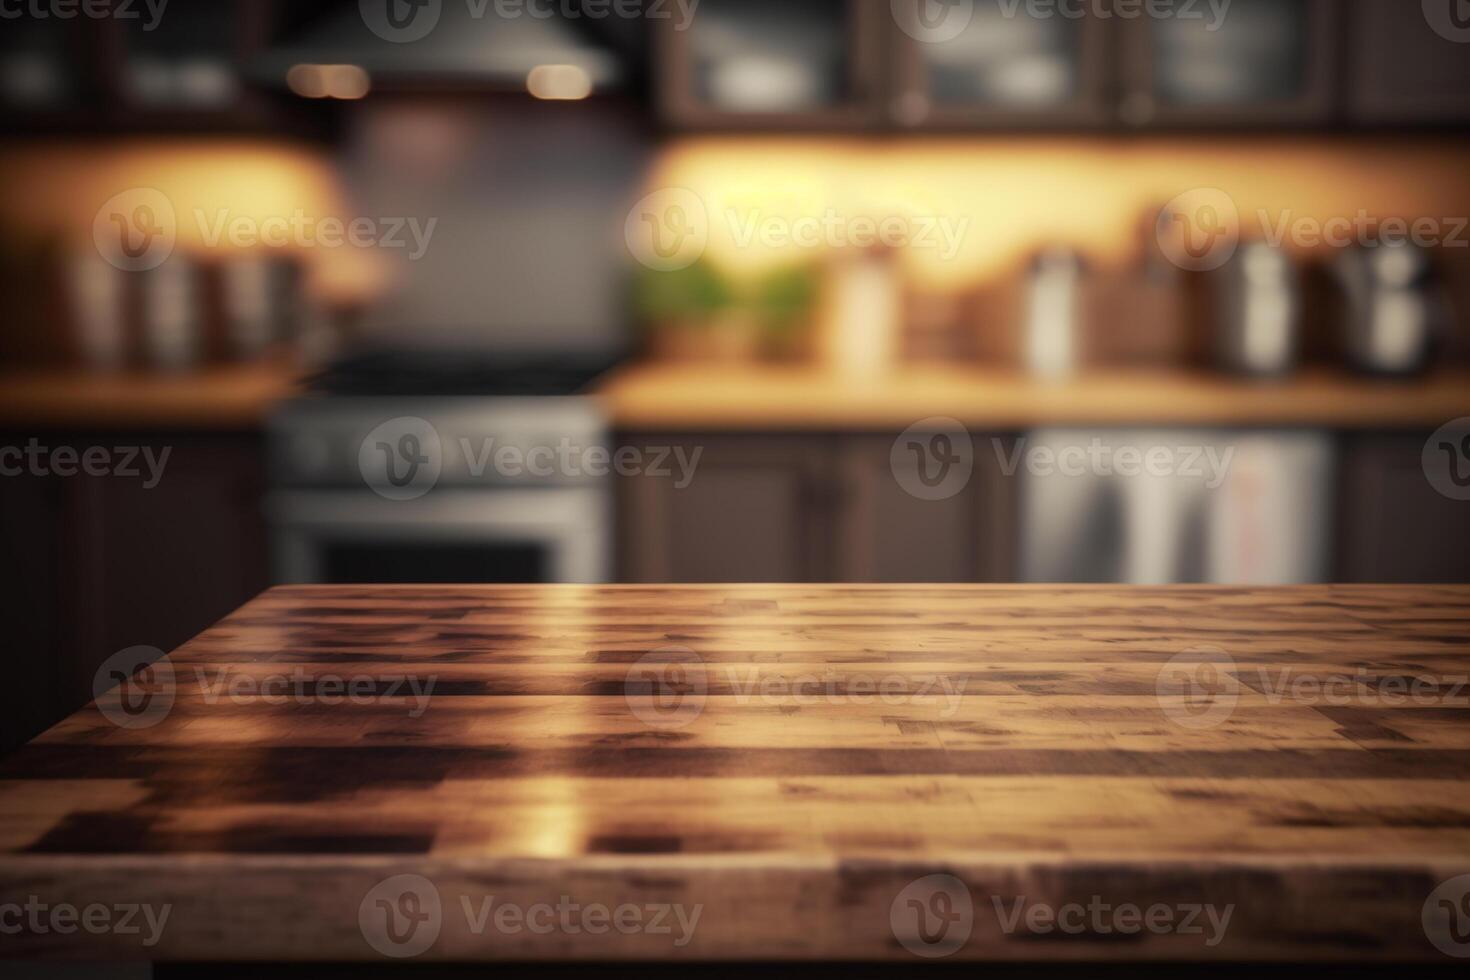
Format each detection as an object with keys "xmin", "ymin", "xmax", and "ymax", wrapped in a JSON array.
[
  {"xmin": 658, "ymin": 0, "xmax": 885, "ymax": 128},
  {"xmin": 889, "ymin": 0, "xmax": 1110, "ymax": 128},
  {"xmin": 1119, "ymin": 0, "xmax": 1335, "ymax": 126}
]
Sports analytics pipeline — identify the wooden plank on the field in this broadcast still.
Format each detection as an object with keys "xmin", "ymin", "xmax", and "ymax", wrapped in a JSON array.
[{"xmin": 2, "ymin": 585, "xmax": 1469, "ymax": 964}]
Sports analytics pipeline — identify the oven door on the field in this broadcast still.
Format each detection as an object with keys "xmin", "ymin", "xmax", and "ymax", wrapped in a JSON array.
[{"xmin": 267, "ymin": 488, "xmax": 609, "ymax": 585}]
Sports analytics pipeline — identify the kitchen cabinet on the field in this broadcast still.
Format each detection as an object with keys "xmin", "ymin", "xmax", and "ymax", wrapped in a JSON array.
[
  {"xmin": 617, "ymin": 436, "xmax": 836, "ymax": 582},
  {"xmin": 0, "ymin": 432, "xmax": 269, "ymax": 754},
  {"xmin": 616, "ymin": 431, "xmax": 1017, "ymax": 583},
  {"xmin": 657, "ymin": 0, "xmax": 1470, "ymax": 132},
  {"xmin": 889, "ymin": 0, "xmax": 1111, "ymax": 129},
  {"xmin": 656, "ymin": 0, "xmax": 887, "ymax": 129},
  {"xmin": 835, "ymin": 434, "xmax": 1016, "ymax": 581},
  {"xmin": 0, "ymin": 0, "xmax": 303, "ymax": 136},
  {"xmin": 1337, "ymin": 433, "xmax": 1470, "ymax": 583},
  {"xmin": 1348, "ymin": 0, "xmax": 1470, "ymax": 124},
  {"xmin": 1116, "ymin": 0, "xmax": 1337, "ymax": 127}
]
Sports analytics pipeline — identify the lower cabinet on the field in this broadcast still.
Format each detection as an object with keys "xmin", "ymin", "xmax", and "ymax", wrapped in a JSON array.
[
  {"xmin": 0, "ymin": 432, "xmax": 269, "ymax": 754},
  {"xmin": 615, "ymin": 431, "xmax": 1018, "ymax": 584},
  {"xmin": 1337, "ymin": 434, "xmax": 1470, "ymax": 583},
  {"xmin": 618, "ymin": 429, "xmax": 1470, "ymax": 586}
]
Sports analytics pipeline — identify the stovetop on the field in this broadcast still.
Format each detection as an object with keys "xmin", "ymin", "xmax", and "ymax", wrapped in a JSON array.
[{"xmin": 306, "ymin": 348, "xmax": 620, "ymax": 398}]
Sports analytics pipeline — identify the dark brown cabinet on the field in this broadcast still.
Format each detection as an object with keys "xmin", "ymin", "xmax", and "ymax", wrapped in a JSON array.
[
  {"xmin": 1, "ymin": 0, "xmax": 293, "ymax": 136},
  {"xmin": 656, "ymin": 0, "xmax": 887, "ymax": 129},
  {"xmin": 889, "ymin": 0, "xmax": 1111, "ymax": 129},
  {"xmin": 1117, "ymin": 0, "xmax": 1337, "ymax": 127},
  {"xmin": 616, "ymin": 431, "xmax": 1018, "ymax": 584},
  {"xmin": 1337, "ymin": 433, "xmax": 1470, "ymax": 583},
  {"xmin": 657, "ymin": 0, "xmax": 1467, "ymax": 131},
  {"xmin": 1348, "ymin": 0, "xmax": 1470, "ymax": 124},
  {"xmin": 617, "ymin": 436, "xmax": 837, "ymax": 582},
  {"xmin": 835, "ymin": 434, "xmax": 1016, "ymax": 582},
  {"xmin": 0, "ymin": 432, "xmax": 269, "ymax": 754}
]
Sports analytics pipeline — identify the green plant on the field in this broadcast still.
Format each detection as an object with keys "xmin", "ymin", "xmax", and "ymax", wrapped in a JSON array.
[
  {"xmin": 748, "ymin": 262, "xmax": 819, "ymax": 337},
  {"xmin": 632, "ymin": 259, "xmax": 734, "ymax": 327}
]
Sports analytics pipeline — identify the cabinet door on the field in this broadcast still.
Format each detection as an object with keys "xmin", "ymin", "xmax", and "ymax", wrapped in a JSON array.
[
  {"xmin": 0, "ymin": 473, "xmax": 74, "ymax": 752},
  {"xmin": 617, "ymin": 436, "xmax": 834, "ymax": 583},
  {"xmin": 834, "ymin": 433, "xmax": 1017, "ymax": 583},
  {"xmin": 656, "ymin": 0, "xmax": 886, "ymax": 129},
  {"xmin": 1348, "ymin": 0, "xmax": 1470, "ymax": 124},
  {"xmin": 889, "ymin": 0, "xmax": 1111, "ymax": 129},
  {"xmin": 1338, "ymin": 434, "xmax": 1470, "ymax": 584},
  {"xmin": 76, "ymin": 436, "xmax": 270, "ymax": 662},
  {"xmin": 1118, "ymin": 0, "xmax": 1336, "ymax": 127}
]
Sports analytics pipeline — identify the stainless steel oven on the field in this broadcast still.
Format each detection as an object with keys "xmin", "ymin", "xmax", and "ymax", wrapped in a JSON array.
[{"xmin": 267, "ymin": 394, "xmax": 611, "ymax": 585}]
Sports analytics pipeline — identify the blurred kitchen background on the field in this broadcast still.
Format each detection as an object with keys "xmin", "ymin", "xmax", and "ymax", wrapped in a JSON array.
[{"xmin": 3, "ymin": 0, "xmax": 1470, "ymax": 749}]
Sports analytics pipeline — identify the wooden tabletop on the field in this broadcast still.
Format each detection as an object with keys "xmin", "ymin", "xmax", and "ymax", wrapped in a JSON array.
[
  {"xmin": 599, "ymin": 364, "xmax": 1470, "ymax": 431},
  {"xmin": 2, "ymin": 585, "xmax": 1469, "ymax": 964}
]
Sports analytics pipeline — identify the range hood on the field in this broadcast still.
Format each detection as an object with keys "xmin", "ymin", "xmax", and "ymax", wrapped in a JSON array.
[{"xmin": 256, "ymin": 1, "xmax": 627, "ymax": 95}]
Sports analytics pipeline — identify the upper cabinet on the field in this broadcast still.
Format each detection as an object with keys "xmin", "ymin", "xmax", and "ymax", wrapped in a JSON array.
[
  {"xmin": 0, "ymin": 0, "xmax": 306, "ymax": 135},
  {"xmin": 889, "ymin": 0, "xmax": 1110, "ymax": 129},
  {"xmin": 657, "ymin": 0, "xmax": 887, "ymax": 129},
  {"xmin": 1348, "ymin": 0, "xmax": 1470, "ymax": 124},
  {"xmin": 1117, "ymin": 0, "xmax": 1337, "ymax": 127},
  {"xmin": 658, "ymin": 0, "xmax": 1467, "ymax": 132}
]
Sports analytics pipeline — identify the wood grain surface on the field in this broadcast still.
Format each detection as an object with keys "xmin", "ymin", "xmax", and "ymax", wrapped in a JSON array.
[
  {"xmin": 2, "ymin": 585, "xmax": 1469, "ymax": 964},
  {"xmin": 598, "ymin": 364, "xmax": 1470, "ymax": 430}
]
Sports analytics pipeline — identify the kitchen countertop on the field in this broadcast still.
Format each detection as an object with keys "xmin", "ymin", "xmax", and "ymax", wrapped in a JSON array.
[
  {"xmin": 2, "ymin": 584, "xmax": 1468, "ymax": 964},
  {"xmin": 0, "ymin": 359, "xmax": 304, "ymax": 431},
  {"xmin": 598, "ymin": 364, "xmax": 1470, "ymax": 430},
  {"xmin": 2, "ymin": 361, "xmax": 1468, "ymax": 433}
]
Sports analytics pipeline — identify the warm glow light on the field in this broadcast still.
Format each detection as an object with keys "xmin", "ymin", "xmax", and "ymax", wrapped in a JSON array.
[
  {"xmin": 286, "ymin": 64, "xmax": 327, "ymax": 99},
  {"xmin": 288, "ymin": 64, "xmax": 371, "ymax": 100},
  {"xmin": 325, "ymin": 65, "xmax": 371, "ymax": 100},
  {"xmin": 527, "ymin": 65, "xmax": 592, "ymax": 101},
  {"xmin": 646, "ymin": 138, "xmax": 1470, "ymax": 291}
]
